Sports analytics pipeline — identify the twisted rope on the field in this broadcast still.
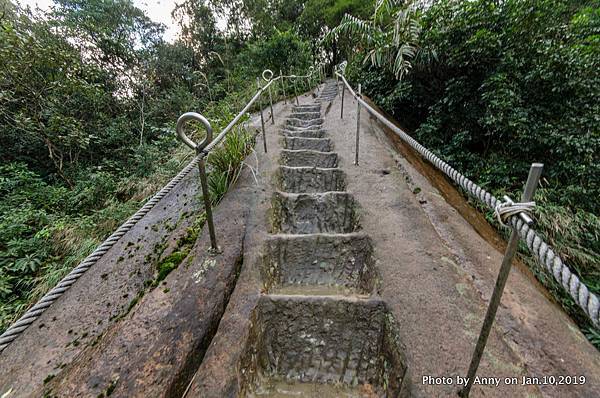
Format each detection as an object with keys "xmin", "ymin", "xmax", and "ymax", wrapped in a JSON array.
[
  {"xmin": 336, "ymin": 71, "xmax": 599, "ymax": 328},
  {"xmin": 494, "ymin": 200, "xmax": 535, "ymax": 227},
  {"xmin": 0, "ymin": 157, "xmax": 200, "ymax": 353}
]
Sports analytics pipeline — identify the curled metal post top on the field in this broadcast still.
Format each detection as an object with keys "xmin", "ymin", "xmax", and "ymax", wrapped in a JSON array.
[
  {"xmin": 262, "ymin": 69, "xmax": 274, "ymax": 82},
  {"xmin": 176, "ymin": 112, "xmax": 213, "ymax": 153}
]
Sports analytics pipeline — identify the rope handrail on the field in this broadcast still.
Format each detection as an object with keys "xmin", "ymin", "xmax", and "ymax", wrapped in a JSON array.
[
  {"xmin": 335, "ymin": 68, "xmax": 599, "ymax": 328},
  {"xmin": 0, "ymin": 157, "xmax": 201, "ymax": 352},
  {"xmin": 0, "ymin": 63, "xmax": 323, "ymax": 354}
]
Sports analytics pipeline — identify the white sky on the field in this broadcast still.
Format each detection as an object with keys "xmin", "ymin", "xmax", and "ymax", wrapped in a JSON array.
[{"xmin": 18, "ymin": 0, "xmax": 183, "ymax": 42}]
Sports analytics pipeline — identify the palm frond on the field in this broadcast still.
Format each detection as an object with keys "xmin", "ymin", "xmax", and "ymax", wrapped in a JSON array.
[
  {"xmin": 322, "ymin": 13, "xmax": 375, "ymax": 45},
  {"xmin": 331, "ymin": 1, "xmax": 421, "ymax": 80}
]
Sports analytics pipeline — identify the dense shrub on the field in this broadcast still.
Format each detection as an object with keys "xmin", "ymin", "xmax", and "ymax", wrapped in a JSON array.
[
  {"xmin": 0, "ymin": 1, "xmax": 316, "ymax": 332},
  {"xmin": 344, "ymin": 0, "xmax": 599, "ymax": 341}
]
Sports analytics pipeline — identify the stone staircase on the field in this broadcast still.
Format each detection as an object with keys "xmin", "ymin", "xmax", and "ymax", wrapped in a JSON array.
[{"xmin": 240, "ymin": 81, "xmax": 410, "ymax": 397}]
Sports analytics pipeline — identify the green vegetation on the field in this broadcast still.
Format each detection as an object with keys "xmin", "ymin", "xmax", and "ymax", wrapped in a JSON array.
[
  {"xmin": 3, "ymin": 0, "xmax": 595, "ymax": 350},
  {"xmin": 0, "ymin": 0, "xmax": 315, "ymax": 332},
  {"xmin": 333, "ymin": 0, "xmax": 599, "ymax": 345}
]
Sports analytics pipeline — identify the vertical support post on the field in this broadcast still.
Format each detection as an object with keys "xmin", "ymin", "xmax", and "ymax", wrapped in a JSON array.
[
  {"xmin": 268, "ymin": 84, "xmax": 274, "ymax": 124},
  {"xmin": 197, "ymin": 155, "xmax": 218, "ymax": 251},
  {"xmin": 459, "ymin": 163, "xmax": 543, "ymax": 398},
  {"xmin": 341, "ymin": 82, "xmax": 345, "ymax": 119},
  {"xmin": 176, "ymin": 112, "xmax": 217, "ymax": 252},
  {"xmin": 256, "ymin": 77, "xmax": 267, "ymax": 153},
  {"xmin": 281, "ymin": 70, "xmax": 286, "ymax": 105},
  {"xmin": 293, "ymin": 78, "xmax": 299, "ymax": 106},
  {"xmin": 355, "ymin": 84, "xmax": 361, "ymax": 165}
]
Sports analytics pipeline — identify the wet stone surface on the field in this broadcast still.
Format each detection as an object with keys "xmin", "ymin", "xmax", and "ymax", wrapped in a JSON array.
[{"xmin": 270, "ymin": 191, "xmax": 359, "ymax": 234}]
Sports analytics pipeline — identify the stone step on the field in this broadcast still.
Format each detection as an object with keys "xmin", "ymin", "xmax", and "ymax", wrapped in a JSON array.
[
  {"xmin": 259, "ymin": 232, "xmax": 376, "ymax": 294},
  {"xmin": 283, "ymin": 137, "xmax": 332, "ymax": 151},
  {"xmin": 286, "ymin": 117, "xmax": 324, "ymax": 128},
  {"xmin": 240, "ymin": 295, "xmax": 409, "ymax": 397},
  {"xmin": 282, "ymin": 124, "xmax": 324, "ymax": 132},
  {"xmin": 288, "ymin": 111, "xmax": 321, "ymax": 120},
  {"xmin": 280, "ymin": 129, "xmax": 326, "ymax": 138},
  {"xmin": 277, "ymin": 166, "xmax": 346, "ymax": 193},
  {"xmin": 292, "ymin": 105, "xmax": 321, "ymax": 113},
  {"xmin": 270, "ymin": 191, "xmax": 359, "ymax": 234},
  {"xmin": 279, "ymin": 150, "xmax": 338, "ymax": 168}
]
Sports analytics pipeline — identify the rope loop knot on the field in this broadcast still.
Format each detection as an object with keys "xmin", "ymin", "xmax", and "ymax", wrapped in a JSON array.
[{"xmin": 494, "ymin": 195, "xmax": 535, "ymax": 227}]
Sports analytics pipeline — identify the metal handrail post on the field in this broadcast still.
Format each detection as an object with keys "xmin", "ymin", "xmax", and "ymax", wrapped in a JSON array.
[
  {"xmin": 341, "ymin": 83, "xmax": 345, "ymax": 119},
  {"xmin": 197, "ymin": 155, "xmax": 217, "ymax": 250},
  {"xmin": 280, "ymin": 70, "xmax": 286, "ymax": 104},
  {"xmin": 268, "ymin": 83, "xmax": 274, "ymax": 124},
  {"xmin": 261, "ymin": 69, "xmax": 275, "ymax": 125},
  {"xmin": 459, "ymin": 163, "xmax": 543, "ymax": 398},
  {"xmin": 256, "ymin": 77, "xmax": 267, "ymax": 153},
  {"xmin": 293, "ymin": 77, "xmax": 299, "ymax": 105},
  {"xmin": 176, "ymin": 112, "xmax": 218, "ymax": 250},
  {"xmin": 355, "ymin": 83, "xmax": 361, "ymax": 165}
]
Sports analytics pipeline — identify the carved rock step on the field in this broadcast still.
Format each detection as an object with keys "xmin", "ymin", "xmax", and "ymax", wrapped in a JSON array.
[
  {"xmin": 277, "ymin": 166, "xmax": 346, "ymax": 193},
  {"xmin": 289, "ymin": 111, "xmax": 321, "ymax": 120},
  {"xmin": 286, "ymin": 117, "xmax": 324, "ymax": 128},
  {"xmin": 280, "ymin": 129, "xmax": 326, "ymax": 138},
  {"xmin": 283, "ymin": 137, "xmax": 332, "ymax": 151},
  {"xmin": 282, "ymin": 124, "xmax": 325, "ymax": 132},
  {"xmin": 270, "ymin": 191, "xmax": 359, "ymax": 234},
  {"xmin": 259, "ymin": 233, "xmax": 377, "ymax": 294},
  {"xmin": 292, "ymin": 105, "xmax": 321, "ymax": 113},
  {"xmin": 240, "ymin": 295, "xmax": 409, "ymax": 397},
  {"xmin": 279, "ymin": 149, "xmax": 338, "ymax": 168}
]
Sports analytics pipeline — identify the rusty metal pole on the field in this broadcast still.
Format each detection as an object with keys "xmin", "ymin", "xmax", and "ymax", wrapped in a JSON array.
[
  {"xmin": 256, "ymin": 78, "xmax": 267, "ymax": 153},
  {"xmin": 459, "ymin": 163, "xmax": 543, "ymax": 398},
  {"xmin": 281, "ymin": 70, "xmax": 286, "ymax": 105},
  {"xmin": 355, "ymin": 84, "xmax": 361, "ymax": 165}
]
